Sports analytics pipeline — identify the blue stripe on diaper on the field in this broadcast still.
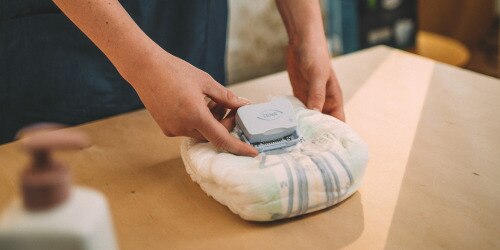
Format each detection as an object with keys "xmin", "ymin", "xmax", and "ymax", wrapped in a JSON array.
[
  {"xmin": 313, "ymin": 155, "xmax": 336, "ymax": 204},
  {"xmin": 259, "ymin": 155, "xmax": 267, "ymax": 169},
  {"xmin": 310, "ymin": 155, "xmax": 334, "ymax": 205},
  {"xmin": 329, "ymin": 150, "xmax": 353, "ymax": 185},
  {"xmin": 287, "ymin": 156, "xmax": 308, "ymax": 215},
  {"xmin": 296, "ymin": 160, "xmax": 309, "ymax": 214},
  {"xmin": 281, "ymin": 156, "xmax": 294, "ymax": 217},
  {"xmin": 319, "ymin": 154, "xmax": 341, "ymax": 204},
  {"xmin": 287, "ymin": 156, "xmax": 302, "ymax": 215}
]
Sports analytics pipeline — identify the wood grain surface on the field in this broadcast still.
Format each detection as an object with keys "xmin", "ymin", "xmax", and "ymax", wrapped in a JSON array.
[{"xmin": 1, "ymin": 46, "xmax": 499, "ymax": 249}]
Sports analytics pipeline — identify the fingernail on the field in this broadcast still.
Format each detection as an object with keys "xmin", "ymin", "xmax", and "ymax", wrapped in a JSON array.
[{"xmin": 238, "ymin": 97, "xmax": 252, "ymax": 105}]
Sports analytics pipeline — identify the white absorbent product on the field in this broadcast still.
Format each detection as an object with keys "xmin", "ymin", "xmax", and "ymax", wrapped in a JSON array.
[{"xmin": 181, "ymin": 97, "xmax": 369, "ymax": 221}]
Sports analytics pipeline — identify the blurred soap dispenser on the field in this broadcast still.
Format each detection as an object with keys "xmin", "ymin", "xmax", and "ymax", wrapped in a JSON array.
[{"xmin": 0, "ymin": 124, "xmax": 118, "ymax": 250}]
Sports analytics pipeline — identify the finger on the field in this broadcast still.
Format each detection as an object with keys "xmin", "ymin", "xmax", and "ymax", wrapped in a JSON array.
[
  {"xmin": 289, "ymin": 73, "xmax": 309, "ymax": 105},
  {"xmin": 323, "ymin": 76, "xmax": 346, "ymax": 122},
  {"xmin": 330, "ymin": 108, "xmax": 346, "ymax": 122},
  {"xmin": 203, "ymin": 81, "xmax": 251, "ymax": 109},
  {"xmin": 292, "ymin": 87, "xmax": 308, "ymax": 105},
  {"xmin": 192, "ymin": 110, "xmax": 237, "ymax": 139},
  {"xmin": 306, "ymin": 79, "xmax": 326, "ymax": 112},
  {"xmin": 324, "ymin": 98, "xmax": 346, "ymax": 121},
  {"xmin": 207, "ymin": 99, "xmax": 217, "ymax": 109},
  {"xmin": 198, "ymin": 112, "xmax": 258, "ymax": 157},
  {"xmin": 207, "ymin": 100, "xmax": 227, "ymax": 121},
  {"xmin": 186, "ymin": 130, "xmax": 206, "ymax": 141},
  {"xmin": 220, "ymin": 109, "xmax": 237, "ymax": 132}
]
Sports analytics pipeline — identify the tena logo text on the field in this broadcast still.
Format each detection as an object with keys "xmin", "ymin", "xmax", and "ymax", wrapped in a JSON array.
[{"xmin": 257, "ymin": 110, "xmax": 283, "ymax": 121}]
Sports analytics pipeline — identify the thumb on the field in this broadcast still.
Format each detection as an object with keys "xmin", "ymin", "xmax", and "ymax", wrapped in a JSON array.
[
  {"xmin": 307, "ymin": 80, "xmax": 326, "ymax": 112},
  {"xmin": 198, "ymin": 111, "xmax": 258, "ymax": 157},
  {"xmin": 203, "ymin": 81, "xmax": 251, "ymax": 109}
]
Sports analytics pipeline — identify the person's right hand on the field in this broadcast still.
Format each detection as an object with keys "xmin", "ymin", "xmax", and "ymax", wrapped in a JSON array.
[
  {"xmin": 119, "ymin": 45, "xmax": 258, "ymax": 157},
  {"xmin": 50, "ymin": 0, "xmax": 257, "ymax": 156}
]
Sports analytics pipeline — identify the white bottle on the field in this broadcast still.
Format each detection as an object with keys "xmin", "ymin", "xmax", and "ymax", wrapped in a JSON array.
[{"xmin": 0, "ymin": 124, "xmax": 118, "ymax": 250}]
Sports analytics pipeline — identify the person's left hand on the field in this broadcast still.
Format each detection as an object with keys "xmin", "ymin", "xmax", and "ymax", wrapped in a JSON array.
[{"xmin": 285, "ymin": 41, "xmax": 345, "ymax": 121}]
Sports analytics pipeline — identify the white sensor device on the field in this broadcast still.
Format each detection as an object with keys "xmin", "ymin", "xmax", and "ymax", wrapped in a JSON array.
[{"xmin": 235, "ymin": 98, "xmax": 300, "ymax": 152}]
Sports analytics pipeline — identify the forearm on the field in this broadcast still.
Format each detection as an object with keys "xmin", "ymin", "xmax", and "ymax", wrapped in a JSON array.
[
  {"xmin": 52, "ymin": 0, "xmax": 160, "ymax": 84},
  {"xmin": 275, "ymin": 0, "xmax": 327, "ymax": 47},
  {"xmin": 276, "ymin": 0, "xmax": 344, "ymax": 120}
]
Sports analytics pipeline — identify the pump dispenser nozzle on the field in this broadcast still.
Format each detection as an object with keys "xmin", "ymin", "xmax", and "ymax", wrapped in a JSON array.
[{"xmin": 17, "ymin": 123, "xmax": 90, "ymax": 211}]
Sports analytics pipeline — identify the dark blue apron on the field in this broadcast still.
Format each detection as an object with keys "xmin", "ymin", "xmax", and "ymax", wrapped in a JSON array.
[{"xmin": 0, "ymin": 0, "xmax": 228, "ymax": 143}]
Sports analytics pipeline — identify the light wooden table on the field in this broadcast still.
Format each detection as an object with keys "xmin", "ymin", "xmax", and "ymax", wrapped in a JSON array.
[{"xmin": 1, "ymin": 46, "xmax": 499, "ymax": 249}]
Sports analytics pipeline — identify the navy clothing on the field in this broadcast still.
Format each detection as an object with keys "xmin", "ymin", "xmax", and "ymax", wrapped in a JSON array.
[{"xmin": 0, "ymin": 0, "xmax": 228, "ymax": 143}]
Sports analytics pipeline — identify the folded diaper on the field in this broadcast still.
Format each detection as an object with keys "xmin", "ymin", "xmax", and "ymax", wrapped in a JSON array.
[{"xmin": 181, "ymin": 97, "xmax": 369, "ymax": 221}]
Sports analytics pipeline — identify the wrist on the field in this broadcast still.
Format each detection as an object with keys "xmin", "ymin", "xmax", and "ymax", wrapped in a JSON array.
[
  {"xmin": 287, "ymin": 33, "xmax": 328, "ymax": 54},
  {"xmin": 276, "ymin": 0, "xmax": 327, "ymax": 50},
  {"xmin": 112, "ymin": 40, "xmax": 165, "ymax": 88}
]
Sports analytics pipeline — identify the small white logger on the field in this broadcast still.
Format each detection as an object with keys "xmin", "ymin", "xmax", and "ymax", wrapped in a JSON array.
[{"xmin": 235, "ymin": 98, "xmax": 301, "ymax": 152}]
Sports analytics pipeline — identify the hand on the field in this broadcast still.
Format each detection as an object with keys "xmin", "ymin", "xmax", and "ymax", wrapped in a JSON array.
[
  {"xmin": 285, "ymin": 41, "xmax": 346, "ymax": 121},
  {"xmin": 51, "ymin": 0, "xmax": 257, "ymax": 157},
  {"xmin": 120, "ymin": 46, "xmax": 258, "ymax": 157}
]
